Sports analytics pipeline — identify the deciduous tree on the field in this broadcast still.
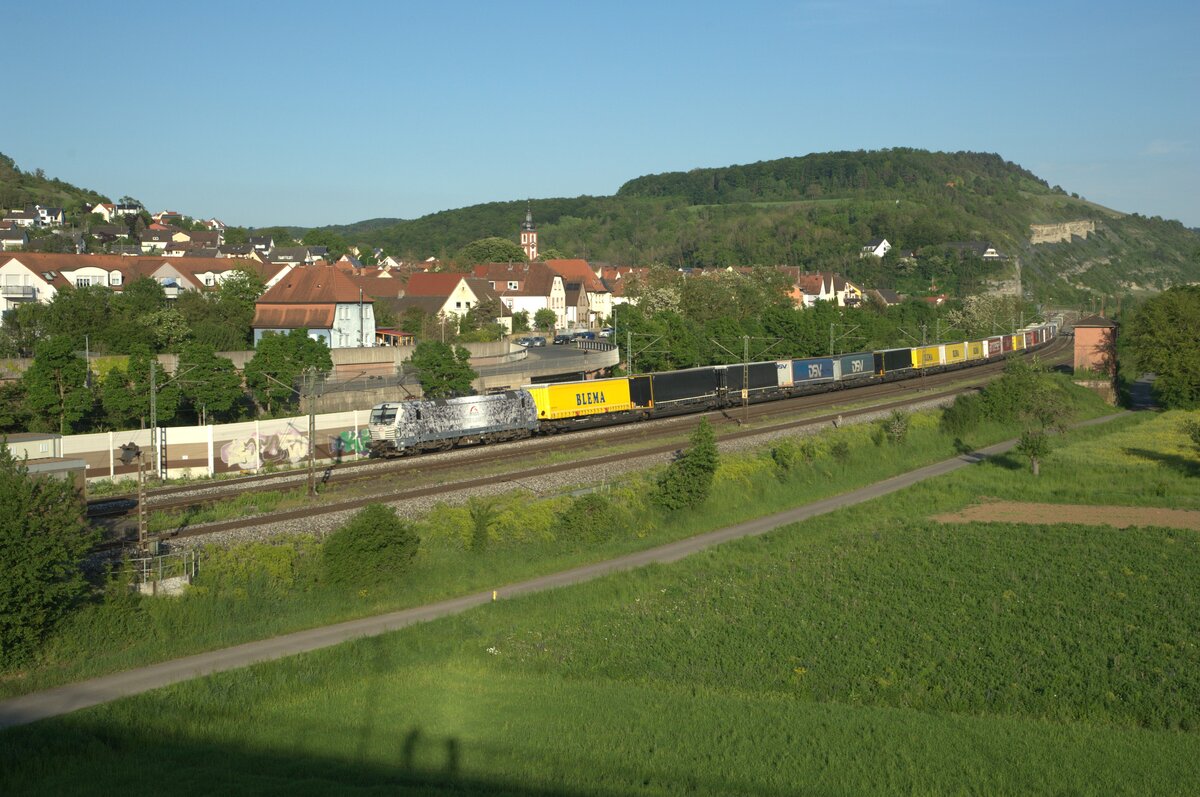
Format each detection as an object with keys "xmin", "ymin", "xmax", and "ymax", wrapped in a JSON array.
[
  {"xmin": 1125, "ymin": 286, "xmax": 1200, "ymax": 408},
  {"xmin": 408, "ymin": 341, "xmax": 477, "ymax": 399},
  {"xmin": 244, "ymin": 330, "xmax": 332, "ymax": 415},
  {"xmin": 22, "ymin": 336, "xmax": 93, "ymax": 433},
  {"xmin": 533, "ymin": 308, "xmax": 558, "ymax": 333},
  {"xmin": 100, "ymin": 347, "xmax": 180, "ymax": 430},
  {"xmin": 301, "ymin": 228, "xmax": 349, "ymax": 259},
  {"xmin": 458, "ymin": 237, "xmax": 527, "ymax": 264},
  {"xmin": 177, "ymin": 343, "xmax": 245, "ymax": 424},
  {"xmin": 0, "ymin": 444, "xmax": 96, "ymax": 663}
]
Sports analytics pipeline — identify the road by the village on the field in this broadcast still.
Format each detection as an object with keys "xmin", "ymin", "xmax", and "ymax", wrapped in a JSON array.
[{"xmin": 0, "ymin": 413, "xmax": 1126, "ymax": 731}]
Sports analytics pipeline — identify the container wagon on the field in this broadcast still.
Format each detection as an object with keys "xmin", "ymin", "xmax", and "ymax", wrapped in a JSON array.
[
  {"xmin": 875, "ymin": 347, "xmax": 916, "ymax": 377},
  {"xmin": 526, "ymin": 377, "xmax": 634, "ymax": 421},
  {"xmin": 839, "ymin": 352, "xmax": 874, "ymax": 381},
  {"xmin": 722, "ymin": 361, "xmax": 782, "ymax": 402},
  {"xmin": 645, "ymin": 366, "xmax": 722, "ymax": 415}
]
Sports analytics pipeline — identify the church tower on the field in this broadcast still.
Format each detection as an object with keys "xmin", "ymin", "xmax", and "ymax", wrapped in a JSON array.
[{"xmin": 519, "ymin": 203, "xmax": 538, "ymax": 261}]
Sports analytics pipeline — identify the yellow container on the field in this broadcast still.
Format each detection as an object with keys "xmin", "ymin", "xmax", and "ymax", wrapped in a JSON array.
[
  {"xmin": 944, "ymin": 342, "xmax": 966, "ymax": 364},
  {"xmin": 1012, "ymin": 334, "xmax": 1026, "ymax": 350},
  {"xmin": 527, "ymin": 378, "xmax": 633, "ymax": 420},
  {"xmin": 914, "ymin": 345, "xmax": 943, "ymax": 369},
  {"xmin": 966, "ymin": 341, "xmax": 984, "ymax": 360}
]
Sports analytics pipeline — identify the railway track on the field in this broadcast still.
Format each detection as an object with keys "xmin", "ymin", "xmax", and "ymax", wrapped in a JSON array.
[{"xmin": 94, "ymin": 338, "xmax": 1069, "ymax": 551}]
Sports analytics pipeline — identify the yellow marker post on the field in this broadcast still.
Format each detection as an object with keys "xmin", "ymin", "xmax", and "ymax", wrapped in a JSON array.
[{"xmin": 492, "ymin": 590, "xmax": 497, "ymax": 601}]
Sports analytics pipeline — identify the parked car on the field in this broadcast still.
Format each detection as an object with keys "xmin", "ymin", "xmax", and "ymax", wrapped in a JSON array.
[
  {"xmin": 529, "ymin": 336, "xmax": 547, "ymax": 347},
  {"xmin": 573, "ymin": 330, "xmax": 596, "ymax": 340},
  {"xmin": 553, "ymin": 333, "xmax": 573, "ymax": 345},
  {"xmin": 514, "ymin": 337, "xmax": 534, "ymax": 347},
  {"xmin": 599, "ymin": 327, "xmax": 614, "ymax": 338}
]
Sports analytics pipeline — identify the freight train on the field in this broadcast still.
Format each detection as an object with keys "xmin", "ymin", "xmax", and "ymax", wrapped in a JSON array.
[{"xmin": 367, "ymin": 324, "xmax": 1058, "ymax": 457}]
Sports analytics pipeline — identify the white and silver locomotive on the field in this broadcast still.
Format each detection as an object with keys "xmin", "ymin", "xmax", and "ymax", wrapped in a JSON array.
[{"xmin": 367, "ymin": 390, "xmax": 538, "ymax": 457}]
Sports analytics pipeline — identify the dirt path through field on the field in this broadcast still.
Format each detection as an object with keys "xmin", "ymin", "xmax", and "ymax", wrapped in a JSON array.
[{"xmin": 935, "ymin": 501, "xmax": 1200, "ymax": 530}]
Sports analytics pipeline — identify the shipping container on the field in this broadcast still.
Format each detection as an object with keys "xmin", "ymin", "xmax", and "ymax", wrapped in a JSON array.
[
  {"xmin": 723, "ymin": 362, "xmax": 781, "ymax": 396},
  {"xmin": 838, "ymin": 351, "xmax": 874, "ymax": 380},
  {"xmin": 792, "ymin": 357, "xmax": 836, "ymax": 384},
  {"xmin": 986, "ymin": 337, "xmax": 1004, "ymax": 357},
  {"xmin": 966, "ymin": 341, "xmax": 984, "ymax": 360},
  {"xmin": 944, "ymin": 342, "xmax": 967, "ymax": 364},
  {"xmin": 647, "ymin": 366, "xmax": 721, "ymax": 407},
  {"xmin": 1012, "ymin": 334, "xmax": 1025, "ymax": 351},
  {"xmin": 914, "ymin": 345, "xmax": 944, "ymax": 369},
  {"xmin": 1001, "ymin": 335, "xmax": 1014, "ymax": 353},
  {"xmin": 776, "ymin": 360, "xmax": 794, "ymax": 388},
  {"xmin": 528, "ymin": 377, "xmax": 633, "ymax": 420},
  {"xmin": 874, "ymin": 347, "xmax": 916, "ymax": 375},
  {"xmin": 629, "ymin": 375, "xmax": 653, "ymax": 408}
]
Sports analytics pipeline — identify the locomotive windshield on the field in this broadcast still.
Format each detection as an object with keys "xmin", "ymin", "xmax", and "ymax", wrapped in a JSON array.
[{"xmin": 370, "ymin": 406, "xmax": 397, "ymax": 425}]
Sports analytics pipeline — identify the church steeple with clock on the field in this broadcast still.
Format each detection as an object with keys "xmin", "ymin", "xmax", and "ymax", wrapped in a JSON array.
[{"xmin": 519, "ymin": 203, "xmax": 538, "ymax": 261}]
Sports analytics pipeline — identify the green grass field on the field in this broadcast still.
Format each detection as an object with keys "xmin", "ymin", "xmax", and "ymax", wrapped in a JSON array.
[
  {"xmin": 3, "ymin": 410, "xmax": 1199, "ymax": 795},
  {"xmin": 3, "ymin": 386, "xmax": 1110, "ymax": 699}
]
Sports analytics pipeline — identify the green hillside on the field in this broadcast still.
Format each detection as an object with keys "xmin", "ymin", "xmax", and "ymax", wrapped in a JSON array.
[
  {"xmin": 0, "ymin": 153, "xmax": 109, "ymax": 216},
  {"xmin": 327, "ymin": 149, "xmax": 1200, "ymax": 303}
]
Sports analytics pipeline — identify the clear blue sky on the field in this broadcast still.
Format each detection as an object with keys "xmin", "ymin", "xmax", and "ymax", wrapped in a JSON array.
[{"xmin": 4, "ymin": 0, "xmax": 1197, "ymax": 229}]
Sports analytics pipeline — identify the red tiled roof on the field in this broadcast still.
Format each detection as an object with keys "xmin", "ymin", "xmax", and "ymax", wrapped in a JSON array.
[
  {"xmin": 252, "ymin": 305, "xmax": 336, "ymax": 329},
  {"xmin": 404, "ymin": 272, "xmax": 467, "ymax": 296},
  {"xmin": 544, "ymin": 259, "xmax": 606, "ymax": 293},
  {"xmin": 471, "ymin": 261, "xmax": 560, "ymax": 297},
  {"xmin": 341, "ymin": 270, "xmax": 404, "ymax": 301},
  {"xmin": 256, "ymin": 263, "xmax": 374, "ymax": 304},
  {"xmin": 0, "ymin": 252, "xmax": 271, "ymax": 290},
  {"xmin": 795, "ymin": 274, "xmax": 828, "ymax": 294}
]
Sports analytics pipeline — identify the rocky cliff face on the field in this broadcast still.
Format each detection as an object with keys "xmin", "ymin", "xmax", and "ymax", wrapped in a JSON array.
[{"xmin": 1030, "ymin": 221, "xmax": 1097, "ymax": 244}]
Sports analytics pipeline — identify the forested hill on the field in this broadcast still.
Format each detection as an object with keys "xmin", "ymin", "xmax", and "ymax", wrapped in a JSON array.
[
  {"xmin": 327, "ymin": 149, "xmax": 1199, "ymax": 303},
  {"xmin": 616, "ymin": 150, "xmax": 1052, "ymax": 203},
  {"xmin": 0, "ymin": 153, "xmax": 109, "ymax": 214}
]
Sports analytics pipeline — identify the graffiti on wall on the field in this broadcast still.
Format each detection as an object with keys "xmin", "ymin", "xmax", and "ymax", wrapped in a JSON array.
[
  {"xmin": 333, "ymin": 428, "xmax": 371, "ymax": 456},
  {"xmin": 220, "ymin": 423, "xmax": 309, "ymax": 469}
]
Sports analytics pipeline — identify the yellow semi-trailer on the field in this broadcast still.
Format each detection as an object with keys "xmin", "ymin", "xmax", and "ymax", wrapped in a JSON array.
[
  {"xmin": 526, "ymin": 378, "xmax": 634, "ymax": 420},
  {"xmin": 966, "ymin": 341, "xmax": 984, "ymax": 361},
  {"xmin": 914, "ymin": 345, "xmax": 945, "ymax": 369},
  {"xmin": 944, "ymin": 342, "xmax": 967, "ymax": 364}
]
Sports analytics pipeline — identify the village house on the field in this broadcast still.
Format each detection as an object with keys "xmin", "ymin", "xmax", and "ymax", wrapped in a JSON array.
[
  {"xmin": 139, "ymin": 230, "xmax": 175, "ymax": 253},
  {"xmin": 545, "ymin": 259, "xmax": 611, "ymax": 326},
  {"xmin": 866, "ymin": 288, "xmax": 903, "ymax": 307},
  {"xmin": 779, "ymin": 270, "xmax": 862, "ymax": 308},
  {"xmin": 0, "ymin": 228, "xmax": 29, "ymax": 251},
  {"xmin": 252, "ymin": 263, "xmax": 375, "ymax": 348},
  {"xmin": 0, "ymin": 252, "xmax": 282, "ymax": 322},
  {"xmin": 472, "ymin": 261, "xmax": 568, "ymax": 330},
  {"xmin": 946, "ymin": 241, "xmax": 1006, "ymax": 260},
  {"xmin": 87, "ymin": 202, "xmax": 142, "ymax": 223},
  {"xmin": 394, "ymin": 272, "xmax": 493, "ymax": 319},
  {"xmin": 267, "ymin": 246, "xmax": 325, "ymax": 266},
  {"xmin": 2, "ymin": 208, "xmax": 39, "ymax": 228},
  {"xmin": 860, "ymin": 238, "xmax": 891, "ymax": 258}
]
